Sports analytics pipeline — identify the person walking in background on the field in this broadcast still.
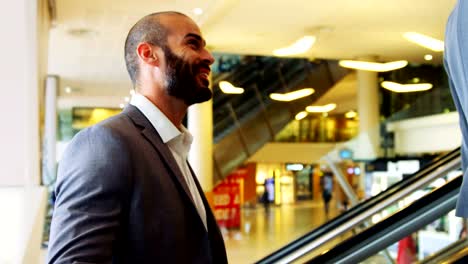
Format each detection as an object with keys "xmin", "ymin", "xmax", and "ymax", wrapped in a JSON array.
[
  {"xmin": 47, "ymin": 11, "xmax": 227, "ymax": 263},
  {"xmin": 444, "ymin": 0, "xmax": 468, "ymax": 219},
  {"xmin": 261, "ymin": 179, "xmax": 270, "ymax": 213},
  {"xmin": 321, "ymin": 171, "xmax": 334, "ymax": 219}
]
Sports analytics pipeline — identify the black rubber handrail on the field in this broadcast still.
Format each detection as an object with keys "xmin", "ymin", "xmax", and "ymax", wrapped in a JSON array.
[
  {"xmin": 255, "ymin": 147, "xmax": 461, "ymax": 264},
  {"xmin": 306, "ymin": 174, "xmax": 462, "ymax": 264}
]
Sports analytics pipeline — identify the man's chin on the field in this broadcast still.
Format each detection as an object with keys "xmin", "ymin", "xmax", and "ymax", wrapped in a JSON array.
[{"xmin": 186, "ymin": 87, "xmax": 212, "ymax": 105}]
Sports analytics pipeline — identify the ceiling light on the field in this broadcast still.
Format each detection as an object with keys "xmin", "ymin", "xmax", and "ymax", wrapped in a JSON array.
[
  {"xmin": 339, "ymin": 60, "xmax": 408, "ymax": 72},
  {"xmin": 306, "ymin": 103, "xmax": 336, "ymax": 113},
  {"xmin": 381, "ymin": 81, "xmax": 433, "ymax": 93},
  {"xmin": 65, "ymin": 87, "xmax": 72, "ymax": 94},
  {"xmin": 219, "ymin": 81, "xmax": 244, "ymax": 94},
  {"xmin": 119, "ymin": 103, "xmax": 125, "ymax": 109},
  {"xmin": 403, "ymin": 32, "xmax": 444, "ymax": 52},
  {"xmin": 295, "ymin": 111, "xmax": 308, "ymax": 120},
  {"xmin": 424, "ymin": 54, "xmax": 433, "ymax": 61},
  {"xmin": 124, "ymin": 97, "xmax": 130, "ymax": 102},
  {"xmin": 269, "ymin": 88, "xmax": 314, "ymax": 102},
  {"xmin": 193, "ymin": 8, "xmax": 203, "ymax": 15},
  {"xmin": 273, "ymin": 36, "xmax": 316, "ymax": 57},
  {"xmin": 345, "ymin": 110, "xmax": 357, "ymax": 119}
]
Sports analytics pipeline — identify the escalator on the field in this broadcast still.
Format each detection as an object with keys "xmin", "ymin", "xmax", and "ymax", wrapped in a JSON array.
[
  {"xmin": 211, "ymin": 56, "xmax": 349, "ymax": 182},
  {"xmin": 256, "ymin": 148, "xmax": 464, "ymax": 264},
  {"xmin": 419, "ymin": 237, "xmax": 467, "ymax": 264}
]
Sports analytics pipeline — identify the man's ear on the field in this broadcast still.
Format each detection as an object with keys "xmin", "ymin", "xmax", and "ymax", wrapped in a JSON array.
[{"xmin": 136, "ymin": 42, "xmax": 160, "ymax": 66}]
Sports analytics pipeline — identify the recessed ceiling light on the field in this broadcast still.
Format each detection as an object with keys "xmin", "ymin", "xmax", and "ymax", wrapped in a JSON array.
[
  {"xmin": 339, "ymin": 60, "xmax": 408, "ymax": 72},
  {"xmin": 381, "ymin": 81, "xmax": 433, "ymax": 93},
  {"xmin": 345, "ymin": 110, "xmax": 357, "ymax": 119},
  {"xmin": 65, "ymin": 87, "xmax": 72, "ymax": 94},
  {"xmin": 119, "ymin": 103, "xmax": 125, "ymax": 109},
  {"xmin": 219, "ymin": 81, "xmax": 244, "ymax": 94},
  {"xmin": 124, "ymin": 97, "xmax": 130, "ymax": 102},
  {"xmin": 295, "ymin": 111, "xmax": 308, "ymax": 120},
  {"xmin": 306, "ymin": 103, "xmax": 336, "ymax": 113},
  {"xmin": 273, "ymin": 36, "xmax": 316, "ymax": 57},
  {"xmin": 66, "ymin": 28, "xmax": 95, "ymax": 37},
  {"xmin": 424, "ymin": 54, "xmax": 433, "ymax": 61},
  {"xmin": 193, "ymin": 8, "xmax": 203, "ymax": 15},
  {"xmin": 403, "ymin": 32, "xmax": 444, "ymax": 52},
  {"xmin": 269, "ymin": 88, "xmax": 314, "ymax": 102}
]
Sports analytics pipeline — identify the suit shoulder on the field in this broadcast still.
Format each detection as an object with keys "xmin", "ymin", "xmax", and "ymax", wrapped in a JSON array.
[{"xmin": 74, "ymin": 112, "xmax": 134, "ymax": 142}]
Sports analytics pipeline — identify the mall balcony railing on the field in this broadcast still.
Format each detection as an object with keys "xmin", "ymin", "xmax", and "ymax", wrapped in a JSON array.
[
  {"xmin": 381, "ymin": 64, "xmax": 455, "ymax": 122},
  {"xmin": 266, "ymin": 64, "xmax": 455, "ymax": 147},
  {"xmin": 273, "ymin": 114, "xmax": 359, "ymax": 144}
]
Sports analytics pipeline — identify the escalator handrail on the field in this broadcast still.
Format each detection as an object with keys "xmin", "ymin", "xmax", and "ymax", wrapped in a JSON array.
[
  {"xmin": 255, "ymin": 148, "xmax": 461, "ymax": 264},
  {"xmin": 305, "ymin": 175, "xmax": 462, "ymax": 264},
  {"xmin": 419, "ymin": 237, "xmax": 468, "ymax": 264}
]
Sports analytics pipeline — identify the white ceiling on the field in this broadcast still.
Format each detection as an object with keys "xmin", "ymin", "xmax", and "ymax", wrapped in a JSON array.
[
  {"xmin": 314, "ymin": 72, "xmax": 358, "ymax": 113},
  {"xmin": 49, "ymin": 0, "xmax": 457, "ymax": 99}
]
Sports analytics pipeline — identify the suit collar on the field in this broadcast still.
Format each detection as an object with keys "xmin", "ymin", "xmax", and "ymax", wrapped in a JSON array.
[
  {"xmin": 123, "ymin": 105, "xmax": 197, "ymax": 208},
  {"xmin": 129, "ymin": 93, "xmax": 181, "ymax": 143}
]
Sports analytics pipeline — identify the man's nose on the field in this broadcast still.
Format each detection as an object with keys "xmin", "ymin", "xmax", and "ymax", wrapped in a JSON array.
[{"xmin": 202, "ymin": 48, "xmax": 215, "ymax": 65}]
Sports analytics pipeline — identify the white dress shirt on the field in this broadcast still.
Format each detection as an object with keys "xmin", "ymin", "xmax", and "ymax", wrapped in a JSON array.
[{"xmin": 130, "ymin": 93, "xmax": 207, "ymax": 230}]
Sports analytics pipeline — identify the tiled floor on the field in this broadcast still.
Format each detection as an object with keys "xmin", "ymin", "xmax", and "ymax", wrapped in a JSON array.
[{"xmin": 223, "ymin": 200, "xmax": 340, "ymax": 263}]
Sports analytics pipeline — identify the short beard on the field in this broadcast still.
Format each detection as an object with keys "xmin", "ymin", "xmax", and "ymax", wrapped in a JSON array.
[{"xmin": 163, "ymin": 46, "xmax": 212, "ymax": 105}]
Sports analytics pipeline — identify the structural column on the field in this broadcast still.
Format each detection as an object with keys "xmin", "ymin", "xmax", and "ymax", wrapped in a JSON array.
[
  {"xmin": 188, "ymin": 90, "xmax": 214, "ymax": 191},
  {"xmin": 356, "ymin": 56, "xmax": 380, "ymax": 159},
  {"xmin": 0, "ymin": 1, "xmax": 50, "ymax": 263},
  {"xmin": 42, "ymin": 76, "xmax": 58, "ymax": 187},
  {"xmin": 0, "ymin": 0, "xmax": 49, "ymax": 186}
]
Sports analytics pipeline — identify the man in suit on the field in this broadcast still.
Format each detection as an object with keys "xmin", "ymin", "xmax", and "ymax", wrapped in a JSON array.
[
  {"xmin": 445, "ymin": 0, "xmax": 468, "ymax": 218},
  {"xmin": 47, "ymin": 11, "xmax": 228, "ymax": 263}
]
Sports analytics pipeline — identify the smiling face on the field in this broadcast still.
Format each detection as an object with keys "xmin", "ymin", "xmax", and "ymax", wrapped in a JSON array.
[{"xmin": 159, "ymin": 15, "xmax": 215, "ymax": 106}]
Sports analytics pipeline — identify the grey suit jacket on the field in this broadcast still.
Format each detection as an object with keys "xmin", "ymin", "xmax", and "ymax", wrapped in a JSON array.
[
  {"xmin": 445, "ymin": 0, "xmax": 468, "ymax": 218},
  {"xmin": 47, "ymin": 105, "xmax": 228, "ymax": 263}
]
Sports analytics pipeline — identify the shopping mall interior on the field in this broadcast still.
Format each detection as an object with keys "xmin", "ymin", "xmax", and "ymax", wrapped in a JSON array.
[{"xmin": 0, "ymin": 0, "xmax": 467, "ymax": 263}]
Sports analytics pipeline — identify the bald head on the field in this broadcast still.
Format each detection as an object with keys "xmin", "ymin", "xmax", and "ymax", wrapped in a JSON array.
[{"xmin": 124, "ymin": 11, "xmax": 188, "ymax": 86}]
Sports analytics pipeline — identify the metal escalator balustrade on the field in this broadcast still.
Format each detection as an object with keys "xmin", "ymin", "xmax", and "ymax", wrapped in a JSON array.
[
  {"xmin": 419, "ymin": 237, "xmax": 468, "ymax": 264},
  {"xmin": 212, "ymin": 57, "xmax": 309, "ymax": 140},
  {"xmin": 211, "ymin": 55, "xmax": 349, "ymax": 181},
  {"xmin": 255, "ymin": 147, "xmax": 461, "ymax": 264},
  {"xmin": 305, "ymin": 174, "xmax": 462, "ymax": 264}
]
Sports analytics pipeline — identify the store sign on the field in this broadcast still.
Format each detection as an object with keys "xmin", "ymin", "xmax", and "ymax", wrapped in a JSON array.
[
  {"xmin": 213, "ymin": 170, "xmax": 246, "ymax": 229},
  {"xmin": 286, "ymin": 163, "xmax": 304, "ymax": 171},
  {"xmin": 213, "ymin": 181, "xmax": 240, "ymax": 229},
  {"xmin": 339, "ymin": 148, "xmax": 353, "ymax": 159}
]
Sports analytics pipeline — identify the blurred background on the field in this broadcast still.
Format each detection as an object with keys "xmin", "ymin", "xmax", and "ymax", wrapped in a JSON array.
[{"xmin": 0, "ymin": 0, "xmax": 466, "ymax": 263}]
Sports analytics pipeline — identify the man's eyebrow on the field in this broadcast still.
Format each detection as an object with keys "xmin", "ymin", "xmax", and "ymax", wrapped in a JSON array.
[{"xmin": 184, "ymin": 33, "xmax": 206, "ymax": 46}]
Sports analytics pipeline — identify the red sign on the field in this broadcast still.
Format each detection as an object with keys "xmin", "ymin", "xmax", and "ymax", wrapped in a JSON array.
[{"xmin": 213, "ymin": 179, "xmax": 241, "ymax": 229}]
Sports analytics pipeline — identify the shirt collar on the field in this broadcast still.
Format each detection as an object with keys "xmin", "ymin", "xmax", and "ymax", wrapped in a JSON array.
[
  {"xmin": 167, "ymin": 126, "xmax": 193, "ymax": 158},
  {"xmin": 130, "ymin": 93, "xmax": 182, "ymax": 143}
]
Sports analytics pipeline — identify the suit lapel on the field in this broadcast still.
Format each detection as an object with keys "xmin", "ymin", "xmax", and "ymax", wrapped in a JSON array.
[
  {"xmin": 188, "ymin": 163, "xmax": 228, "ymax": 256},
  {"xmin": 187, "ymin": 164, "xmax": 219, "ymax": 231},
  {"xmin": 123, "ymin": 105, "xmax": 196, "ymax": 207}
]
